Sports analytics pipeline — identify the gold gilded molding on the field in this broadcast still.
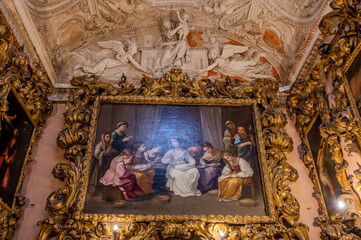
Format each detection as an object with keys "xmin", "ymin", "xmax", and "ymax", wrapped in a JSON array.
[
  {"xmin": 38, "ymin": 69, "xmax": 308, "ymax": 239},
  {"xmin": 0, "ymin": 11, "xmax": 53, "ymax": 240},
  {"xmin": 290, "ymin": 0, "xmax": 361, "ymax": 237}
]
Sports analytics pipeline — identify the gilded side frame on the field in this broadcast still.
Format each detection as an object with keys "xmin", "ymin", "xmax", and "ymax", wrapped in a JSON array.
[
  {"xmin": 342, "ymin": 40, "xmax": 361, "ymax": 120},
  {"xmin": 0, "ymin": 12, "xmax": 53, "ymax": 239},
  {"xmin": 289, "ymin": 0, "xmax": 361, "ymax": 237},
  {"xmin": 302, "ymin": 112, "xmax": 330, "ymax": 218},
  {"xmin": 38, "ymin": 71, "xmax": 309, "ymax": 239}
]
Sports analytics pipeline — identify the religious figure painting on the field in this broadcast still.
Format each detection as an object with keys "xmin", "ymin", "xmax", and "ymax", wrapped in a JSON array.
[
  {"xmin": 0, "ymin": 91, "xmax": 34, "ymax": 207},
  {"xmin": 346, "ymin": 47, "xmax": 361, "ymax": 116},
  {"xmin": 84, "ymin": 103, "xmax": 266, "ymax": 216},
  {"xmin": 307, "ymin": 116, "xmax": 342, "ymax": 216}
]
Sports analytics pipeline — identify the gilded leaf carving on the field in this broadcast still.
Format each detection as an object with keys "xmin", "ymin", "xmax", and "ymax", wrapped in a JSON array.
[
  {"xmin": 37, "ymin": 68, "xmax": 309, "ymax": 239},
  {"xmin": 289, "ymin": 0, "xmax": 361, "ymax": 237}
]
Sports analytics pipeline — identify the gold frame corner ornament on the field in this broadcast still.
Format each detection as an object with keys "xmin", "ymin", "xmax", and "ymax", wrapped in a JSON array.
[
  {"xmin": 38, "ymin": 69, "xmax": 309, "ymax": 239},
  {"xmin": 0, "ymin": 12, "xmax": 53, "ymax": 240}
]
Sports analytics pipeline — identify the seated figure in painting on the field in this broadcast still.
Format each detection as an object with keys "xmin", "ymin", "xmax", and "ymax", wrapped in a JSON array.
[
  {"xmin": 111, "ymin": 121, "xmax": 133, "ymax": 156},
  {"xmin": 217, "ymin": 151, "xmax": 253, "ymax": 201},
  {"xmin": 234, "ymin": 126, "xmax": 254, "ymax": 163},
  {"xmin": 197, "ymin": 142, "xmax": 224, "ymax": 194},
  {"xmin": 126, "ymin": 142, "xmax": 155, "ymax": 194},
  {"xmin": 144, "ymin": 144, "xmax": 170, "ymax": 202},
  {"xmin": 89, "ymin": 132, "xmax": 116, "ymax": 194},
  {"xmin": 99, "ymin": 148, "xmax": 143, "ymax": 202},
  {"xmin": 161, "ymin": 138, "xmax": 201, "ymax": 197}
]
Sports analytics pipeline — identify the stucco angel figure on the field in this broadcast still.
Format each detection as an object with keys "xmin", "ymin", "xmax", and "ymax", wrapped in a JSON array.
[
  {"xmin": 73, "ymin": 40, "xmax": 149, "ymax": 79},
  {"xmin": 153, "ymin": 11, "xmax": 191, "ymax": 75},
  {"xmin": 198, "ymin": 44, "xmax": 276, "ymax": 82}
]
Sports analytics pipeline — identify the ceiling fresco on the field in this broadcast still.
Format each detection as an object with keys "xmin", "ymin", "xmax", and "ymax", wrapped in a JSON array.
[{"xmin": 3, "ymin": 0, "xmax": 329, "ymax": 86}]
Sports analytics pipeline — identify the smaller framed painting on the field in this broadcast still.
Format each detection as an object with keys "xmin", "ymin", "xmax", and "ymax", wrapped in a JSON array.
[
  {"xmin": 0, "ymin": 89, "xmax": 35, "ymax": 211},
  {"xmin": 305, "ymin": 115, "xmax": 343, "ymax": 216}
]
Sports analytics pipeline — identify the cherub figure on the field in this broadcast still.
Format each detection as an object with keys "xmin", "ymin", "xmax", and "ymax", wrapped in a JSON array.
[
  {"xmin": 73, "ymin": 40, "xmax": 149, "ymax": 79},
  {"xmin": 198, "ymin": 44, "xmax": 276, "ymax": 82},
  {"xmin": 176, "ymin": 11, "xmax": 190, "ymax": 40}
]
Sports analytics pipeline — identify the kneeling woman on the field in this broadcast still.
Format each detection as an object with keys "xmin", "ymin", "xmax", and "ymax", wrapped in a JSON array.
[
  {"xmin": 100, "ymin": 148, "xmax": 143, "ymax": 201},
  {"xmin": 217, "ymin": 151, "xmax": 253, "ymax": 201},
  {"xmin": 162, "ymin": 138, "xmax": 201, "ymax": 197}
]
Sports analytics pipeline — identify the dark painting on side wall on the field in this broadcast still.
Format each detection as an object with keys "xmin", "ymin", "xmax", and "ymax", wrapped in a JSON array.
[
  {"xmin": 307, "ymin": 116, "xmax": 342, "ymax": 216},
  {"xmin": 0, "ymin": 91, "xmax": 34, "ymax": 207}
]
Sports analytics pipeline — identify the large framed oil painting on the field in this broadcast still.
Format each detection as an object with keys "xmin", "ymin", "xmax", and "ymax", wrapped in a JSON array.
[
  {"xmin": 305, "ymin": 115, "xmax": 342, "ymax": 216},
  {"xmin": 0, "ymin": 89, "xmax": 35, "ymax": 210},
  {"xmin": 40, "ymin": 73, "xmax": 304, "ymax": 239},
  {"xmin": 84, "ymin": 100, "xmax": 266, "ymax": 216}
]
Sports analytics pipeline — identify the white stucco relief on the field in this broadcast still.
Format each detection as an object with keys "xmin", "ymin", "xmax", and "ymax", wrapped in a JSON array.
[
  {"xmin": 72, "ymin": 40, "xmax": 149, "ymax": 80},
  {"xmin": 68, "ymin": 11, "xmax": 278, "ymax": 82},
  {"xmin": 19, "ymin": 0, "xmax": 329, "ymax": 85},
  {"xmin": 198, "ymin": 42, "xmax": 275, "ymax": 82}
]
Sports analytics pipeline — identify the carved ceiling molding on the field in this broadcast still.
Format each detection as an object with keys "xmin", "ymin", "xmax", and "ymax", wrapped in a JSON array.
[
  {"xmin": 2, "ymin": 0, "xmax": 331, "ymax": 87},
  {"xmin": 57, "ymin": 23, "xmax": 285, "ymax": 84},
  {"xmin": 286, "ymin": 1, "xmax": 332, "ymax": 85},
  {"xmin": 24, "ymin": 0, "xmax": 327, "ymax": 26},
  {"xmin": 294, "ymin": 37, "xmax": 324, "ymax": 84},
  {"xmin": 24, "ymin": 0, "xmax": 82, "ymax": 17},
  {"xmin": 261, "ymin": 0, "xmax": 328, "ymax": 26}
]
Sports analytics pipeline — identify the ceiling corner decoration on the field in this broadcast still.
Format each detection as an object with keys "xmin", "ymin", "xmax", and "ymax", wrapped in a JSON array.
[{"xmin": 6, "ymin": 0, "xmax": 329, "ymax": 86}]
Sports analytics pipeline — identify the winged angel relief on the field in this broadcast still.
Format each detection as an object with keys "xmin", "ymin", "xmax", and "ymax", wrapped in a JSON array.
[
  {"xmin": 199, "ymin": 43, "xmax": 276, "ymax": 82},
  {"xmin": 72, "ymin": 40, "xmax": 149, "ymax": 80}
]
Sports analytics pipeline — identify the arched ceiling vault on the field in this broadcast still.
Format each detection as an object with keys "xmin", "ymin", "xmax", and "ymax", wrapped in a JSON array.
[{"xmin": 1, "ymin": 0, "xmax": 330, "ymax": 87}]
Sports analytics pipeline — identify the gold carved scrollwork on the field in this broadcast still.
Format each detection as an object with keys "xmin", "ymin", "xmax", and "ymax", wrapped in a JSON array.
[
  {"xmin": 289, "ymin": 0, "xmax": 361, "ymax": 237},
  {"xmin": 261, "ymin": 104, "xmax": 309, "ymax": 239},
  {"xmin": 38, "ymin": 69, "xmax": 308, "ymax": 239},
  {"xmin": 0, "ymin": 10, "xmax": 53, "ymax": 240}
]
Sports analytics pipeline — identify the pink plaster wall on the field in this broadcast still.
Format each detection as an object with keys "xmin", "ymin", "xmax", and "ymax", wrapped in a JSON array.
[
  {"xmin": 283, "ymin": 111, "xmax": 322, "ymax": 239},
  {"xmin": 14, "ymin": 104, "xmax": 66, "ymax": 240}
]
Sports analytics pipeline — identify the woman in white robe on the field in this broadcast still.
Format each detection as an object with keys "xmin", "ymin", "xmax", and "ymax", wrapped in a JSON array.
[{"xmin": 161, "ymin": 138, "xmax": 201, "ymax": 197}]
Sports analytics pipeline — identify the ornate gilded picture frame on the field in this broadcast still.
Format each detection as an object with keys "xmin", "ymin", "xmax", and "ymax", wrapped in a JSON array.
[
  {"xmin": 304, "ymin": 114, "xmax": 343, "ymax": 217},
  {"xmin": 0, "ymin": 88, "xmax": 35, "ymax": 208},
  {"xmin": 289, "ymin": 1, "xmax": 361, "ymax": 236},
  {"xmin": 0, "ymin": 13, "xmax": 53, "ymax": 239},
  {"xmin": 84, "ymin": 97, "xmax": 267, "ymax": 217},
  {"xmin": 38, "ymin": 70, "xmax": 309, "ymax": 239}
]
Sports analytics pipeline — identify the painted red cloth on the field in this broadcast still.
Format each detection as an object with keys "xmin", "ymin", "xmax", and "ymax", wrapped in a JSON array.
[{"xmin": 100, "ymin": 160, "xmax": 143, "ymax": 201}]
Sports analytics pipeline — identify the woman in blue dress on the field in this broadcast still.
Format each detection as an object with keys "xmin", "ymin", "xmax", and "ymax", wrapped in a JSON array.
[{"xmin": 111, "ymin": 121, "xmax": 133, "ymax": 155}]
